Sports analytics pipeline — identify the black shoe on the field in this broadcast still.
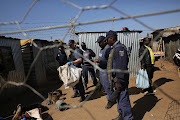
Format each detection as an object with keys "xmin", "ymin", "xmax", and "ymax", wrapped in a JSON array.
[
  {"xmin": 71, "ymin": 92, "xmax": 80, "ymax": 98},
  {"xmin": 148, "ymin": 88, "xmax": 154, "ymax": 93},
  {"xmin": 112, "ymin": 113, "xmax": 123, "ymax": 120},
  {"xmin": 84, "ymin": 84, "xmax": 88, "ymax": 90},
  {"xmin": 142, "ymin": 88, "xmax": 148, "ymax": 93},
  {"xmin": 105, "ymin": 100, "xmax": 116, "ymax": 109},
  {"xmin": 79, "ymin": 96, "xmax": 85, "ymax": 102},
  {"xmin": 93, "ymin": 83, "xmax": 97, "ymax": 86}
]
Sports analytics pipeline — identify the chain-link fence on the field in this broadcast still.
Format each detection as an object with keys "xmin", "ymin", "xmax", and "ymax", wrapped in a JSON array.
[{"xmin": 0, "ymin": 0, "xmax": 180, "ymax": 119}]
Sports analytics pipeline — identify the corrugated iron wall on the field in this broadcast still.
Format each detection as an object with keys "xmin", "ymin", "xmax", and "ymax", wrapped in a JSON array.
[
  {"xmin": 21, "ymin": 40, "xmax": 59, "ymax": 87},
  {"xmin": 0, "ymin": 37, "xmax": 25, "ymax": 77},
  {"xmin": 21, "ymin": 43, "xmax": 36, "ymax": 86},
  {"xmin": 32, "ymin": 40, "xmax": 59, "ymax": 85},
  {"xmin": 164, "ymin": 35, "xmax": 180, "ymax": 62},
  {"xmin": 78, "ymin": 32, "xmax": 141, "ymax": 77}
]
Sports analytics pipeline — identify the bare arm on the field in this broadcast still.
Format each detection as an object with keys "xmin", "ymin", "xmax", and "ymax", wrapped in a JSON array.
[{"xmin": 72, "ymin": 58, "xmax": 82, "ymax": 64}]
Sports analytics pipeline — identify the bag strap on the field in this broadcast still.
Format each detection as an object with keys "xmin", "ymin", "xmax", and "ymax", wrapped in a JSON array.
[{"xmin": 107, "ymin": 48, "xmax": 114, "ymax": 92}]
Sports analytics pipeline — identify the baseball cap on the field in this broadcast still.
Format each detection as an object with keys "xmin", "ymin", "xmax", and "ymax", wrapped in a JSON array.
[
  {"xmin": 104, "ymin": 30, "xmax": 117, "ymax": 41},
  {"xmin": 81, "ymin": 42, "xmax": 86, "ymax": 47},
  {"xmin": 96, "ymin": 36, "xmax": 105, "ymax": 43},
  {"xmin": 68, "ymin": 39, "xmax": 75, "ymax": 46}
]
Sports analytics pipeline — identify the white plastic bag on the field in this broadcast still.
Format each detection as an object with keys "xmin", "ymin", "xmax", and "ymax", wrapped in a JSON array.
[
  {"xmin": 57, "ymin": 63, "xmax": 82, "ymax": 89},
  {"xmin": 136, "ymin": 69, "xmax": 150, "ymax": 89}
]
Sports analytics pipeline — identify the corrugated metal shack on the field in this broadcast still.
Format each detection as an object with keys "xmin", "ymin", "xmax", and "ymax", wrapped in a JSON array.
[
  {"xmin": 76, "ymin": 30, "xmax": 142, "ymax": 77},
  {"xmin": 21, "ymin": 39, "xmax": 59, "ymax": 87},
  {"xmin": 0, "ymin": 36, "xmax": 25, "ymax": 83},
  {"xmin": 0, "ymin": 36, "xmax": 25, "ymax": 101},
  {"xmin": 152, "ymin": 26, "xmax": 180, "ymax": 62}
]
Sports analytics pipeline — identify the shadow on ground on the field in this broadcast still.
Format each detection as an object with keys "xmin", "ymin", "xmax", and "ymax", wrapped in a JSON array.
[
  {"xmin": 85, "ymin": 83, "xmax": 107, "ymax": 101},
  {"xmin": 129, "ymin": 87, "xmax": 143, "ymax": 95},
  {"xmin": 129, "ymin": 77, "xmax": 174, "ymax": 95},
  {"xmin": 153, "ymin": 78, "xmax": 174, "ymax": 89},
  {"xmin": 154, "ymin": 67, "xmax": 161, "ymax": 72},
  {"xmin": 132, "ymin": 94, "xmax": 161, "ymax": 120},
  {"xmin": 42, "ymin": 113, "xmax": 53, "ymax": 120}
]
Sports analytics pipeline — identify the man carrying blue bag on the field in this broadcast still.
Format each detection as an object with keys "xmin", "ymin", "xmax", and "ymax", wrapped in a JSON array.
[
  {"xmin": 139, "ymin": 37, "xmax": 155, "ymax": 94},
  {"xmin": 136, "ymin": 69, "xmax": 150, "ymax": 89}
]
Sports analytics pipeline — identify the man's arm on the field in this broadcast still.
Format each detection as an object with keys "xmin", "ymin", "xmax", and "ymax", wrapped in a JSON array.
[
  {"xmin": 89, "ymin": 49, "xmax": 96, "ymax": 57},
  {"xmin": 72, "ymin": 58, "xmax": 82, "ymax": 64},
  {"xmin": 139, "ymin": 46, "xmax": 145, "ymax": 69},
  {"xmin": 99, "ymin": 47, "xmax": 111, "ymax": 66},
  {"xmin": 72, "ymin": 48, "xmax": 83, "ymax": 64}
]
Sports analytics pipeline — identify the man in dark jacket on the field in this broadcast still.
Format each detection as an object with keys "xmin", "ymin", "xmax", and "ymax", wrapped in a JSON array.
[
  {"xmin": 56, "ymin": 48, "xmax": 67, "ymax": 66},
  {"xmin": 139, "ymin": 37, "xmax": 155, "ymax": 93},
  {"xmin": 94, "ymin": 36, "xmax": 111, "ymax": 99},
  {"xmin": 81, "ymin": 42, "xmax": 97, "ymax": 90},
  {"xmin": 105, "ymin": 30, "xmax": 133, "ymax": 120}
]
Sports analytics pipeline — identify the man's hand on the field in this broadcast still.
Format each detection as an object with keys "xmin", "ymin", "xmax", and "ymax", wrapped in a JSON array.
[
  {"xmin": 116, "ymin": 83, "xmax": 123, "ymax": 91},
  {"xmin": 94, "ymin": 59, "xmax": 100, "ymax": 63},
  {"xmin": 68, "ymin": 62, "xmax": 72, "ymax": 66},
  {"xmin": 141, "ymin": 65, "xmax": 145, "ymax": 69}
]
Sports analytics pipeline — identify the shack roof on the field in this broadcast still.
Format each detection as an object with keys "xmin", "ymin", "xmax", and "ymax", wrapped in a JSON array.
[
  {"xmin": 0, "ymin": 36, "xmax": 20, "ymax": 40},
  {"xmin": 75, "ymin": 30, "xmax": 142, "ymax": 35},
  {"xmin": 151, "ymin": 26, "xmax": 180, "ymax": 37}
]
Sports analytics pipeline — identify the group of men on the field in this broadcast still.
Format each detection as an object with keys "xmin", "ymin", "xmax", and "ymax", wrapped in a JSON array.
[{"xmin": 56, "ymin": 30, "xmax": 155, "ymax": 120}]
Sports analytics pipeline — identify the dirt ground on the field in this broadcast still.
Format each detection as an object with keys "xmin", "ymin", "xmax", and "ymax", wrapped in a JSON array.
[
  {"xmin": 41, "ymin": 59, "xmax": 180, "ymax": 120},
  {"xmin": 1, "ymin": 59, "xmax": 180, "ymax": 120}
]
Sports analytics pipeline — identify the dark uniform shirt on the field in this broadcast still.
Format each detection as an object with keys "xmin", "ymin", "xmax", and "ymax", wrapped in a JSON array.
[
  {"xmin": 82, "ymin": 48, "xmax": 96, "ymax": 66},
  {"xmin": 111, "ymin": 41, "xmax": 129, "ymax": 87},
  {"xmin": 69, "ymin": 47, "xmax": 83, "ymax": 68},
  {"xmin": 98, "ymin": 44, "xmax": 111, "ymax": 69}
]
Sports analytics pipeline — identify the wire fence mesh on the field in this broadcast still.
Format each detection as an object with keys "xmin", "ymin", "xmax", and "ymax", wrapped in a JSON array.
[{"xmin": 0, "ymin": 0, "xmax": 180, "ymax": 119}]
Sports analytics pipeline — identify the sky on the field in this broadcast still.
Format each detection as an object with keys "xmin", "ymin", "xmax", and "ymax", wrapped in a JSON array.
[{"xmin": 0, "ymin": 0, "xmax": 180, "ymax": 43}]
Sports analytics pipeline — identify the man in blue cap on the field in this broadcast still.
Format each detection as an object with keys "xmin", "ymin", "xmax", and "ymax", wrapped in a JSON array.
[
  {"xmin": 94, "ymin": 36, "xmax": 112, "ymax": 100},
  {"xmin": 67, "ymin": 39, "xmax": 85, "ymax": 102},
  {"xmin": 81, "ymin": 42, "xmax": 97, "ymax": 90},
  {"xmin": 56, "ymin": 47, "xmax": 67, "ymax": 66},
  {"xmin": 105, "ymin": 30, "xmax": 133, "ymax": 120}
]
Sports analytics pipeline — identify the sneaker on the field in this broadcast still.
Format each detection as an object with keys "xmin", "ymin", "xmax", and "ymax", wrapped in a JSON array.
[
  {"xmin": 144, "ymin": 91, "xmax": 149, "ymax": 94},
  {"xmin": 79, "ymin": 96, "xmax": 85, "ymax": 102},
  {"xmin": 12, "ymin": 104, "xmax": 22, "ymax": 120},
  {"xmin": 146, "ymin": 90, "xmax": 157, "ymax": 95},
  {"xmin": 71, "ymin": 92, "xmax": 80, "ymax": 98}
]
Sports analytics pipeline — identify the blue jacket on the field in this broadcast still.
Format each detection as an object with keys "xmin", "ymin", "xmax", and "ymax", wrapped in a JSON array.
[
  {"xmin": 98, "ymin": 44, "xmax": 111, "ymax": 69},
  {"xmin": 111, "ymin": 41, "xmax": 129, "ymax": 87}
]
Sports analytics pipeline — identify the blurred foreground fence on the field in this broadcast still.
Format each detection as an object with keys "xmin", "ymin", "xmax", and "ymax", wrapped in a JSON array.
[{"xmin": 0, "ymin": 0, "xmax": 180, "ymax": 119}]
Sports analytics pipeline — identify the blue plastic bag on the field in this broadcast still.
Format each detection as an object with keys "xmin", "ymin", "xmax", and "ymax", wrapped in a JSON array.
[{"xmin": 136, "ymin": 69, "xmax": 150, "ymax": 89}]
